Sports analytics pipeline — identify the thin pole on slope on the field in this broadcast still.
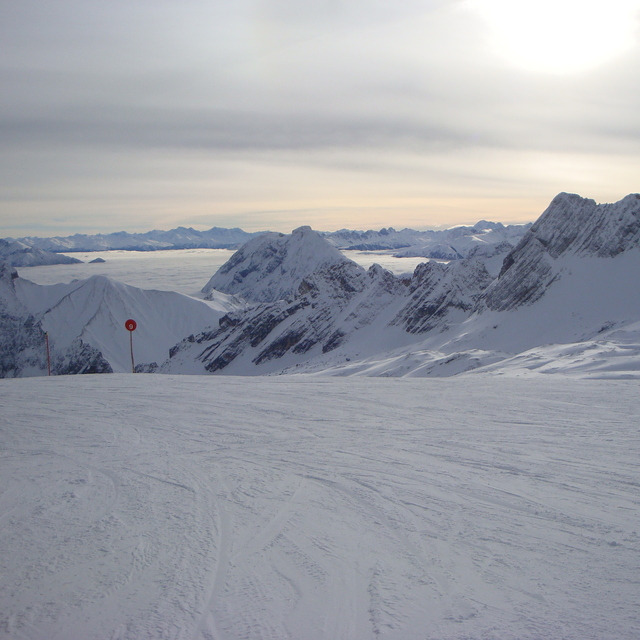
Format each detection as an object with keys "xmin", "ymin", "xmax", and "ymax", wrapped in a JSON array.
[
  {"xmin": 130, "ymin": 331, "xmax": 135, "ymax": 373},
  {"xmin": 125, "ymin": 319, "xmax": 137, "ymax": 373},
  {"xmin": 45, "ymin": 332, "xmax": 51, "ymax": 376}
]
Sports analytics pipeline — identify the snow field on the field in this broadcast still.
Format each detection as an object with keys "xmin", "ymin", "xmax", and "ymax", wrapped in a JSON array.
[{"xmin": 1, "ymin": 374, "xmax": 639, "ymax": 639}]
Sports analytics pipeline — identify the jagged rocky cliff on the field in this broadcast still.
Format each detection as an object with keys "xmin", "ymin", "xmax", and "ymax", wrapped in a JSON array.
[
  {"xmin": 167, "ymin": 258, "xmax": 378, "ymax": 373},
  {"xmin": 483, "ymin": 193, "xmax": 640, "ymax": 312},
  {"xmin": 391, "ymin": 259, "xmax": 493, "ymax": 334},
  {"xmin": 164, "ymin": 228, "xmax": 503, "ymax": 374},
  {"xmin": 164, "ymin": 192, "xmax": 640, "ymax": 376}
]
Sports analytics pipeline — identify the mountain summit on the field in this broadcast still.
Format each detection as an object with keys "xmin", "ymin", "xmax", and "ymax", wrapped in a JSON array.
[
  {"xmin": 202, "ymin": 226, "xmax": 356, "ymax": 303},
  {"xmin": 483, "ymin": 192, "xmax": 640, "ymax": 312}
]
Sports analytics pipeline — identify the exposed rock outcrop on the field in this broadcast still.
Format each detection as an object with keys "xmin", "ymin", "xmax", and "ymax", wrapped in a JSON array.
[
  {"xmin": 393, "ymin": 259, "xmax": 493, "ymax": 334},
  {"xmin": 482, "ymin": 193, "xmax": 640, "ymax": 312}
]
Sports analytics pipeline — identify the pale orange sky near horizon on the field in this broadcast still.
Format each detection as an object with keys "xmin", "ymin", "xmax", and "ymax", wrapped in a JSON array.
[{"xmin": 1, "ymin": 0, "xmax": 639, "ymax": 237}]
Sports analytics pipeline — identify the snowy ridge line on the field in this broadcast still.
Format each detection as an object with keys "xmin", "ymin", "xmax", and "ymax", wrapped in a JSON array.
[
  {"xmin": 0, "ymin": 238, "xmax": 83, "ymax": 268},
  {"xmin": 3, "ymin": 218, "xmax": 530, "ymax": 261},
  {"xmin": 0, "ymin": 267, "xmax": 240, "ymax": 377},
  {"xmin": 6, "ymin": 226, "xmax": 259, "ymax": 253},
  {"xmin": 162, "ymin": 192, "xmax": 640, "ymax": 378},
  {"xmin": 2, "ymin": 191, "xmax": 640, "ymax": 378}
]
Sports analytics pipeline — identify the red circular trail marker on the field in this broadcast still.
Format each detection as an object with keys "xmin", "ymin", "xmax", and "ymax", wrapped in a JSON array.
[{"xmin": 125, "ymin": 319, "xmax": 137, "ymax": 332}]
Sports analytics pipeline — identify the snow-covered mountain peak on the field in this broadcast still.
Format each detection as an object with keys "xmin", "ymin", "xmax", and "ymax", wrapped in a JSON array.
[
  {"xmin": 524, "ymin": 192, "xmax": 640, "ymax": 259},
  {"xmin": 0, "ymin": 270, "xmax": 237, "ymax": 377},
  {"xmin": 483, "ymin": 192, "xmax": 640, "ymax": 312},
  {"xmin": 202, "ymin": 226, "xmax": 357, "ymax": 303},
  {"xmin": 473, "ymin": 220, "xmax": 505, "ymax": 232}
]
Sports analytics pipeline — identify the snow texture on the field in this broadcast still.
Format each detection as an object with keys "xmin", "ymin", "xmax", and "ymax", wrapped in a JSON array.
[{"xmin": 1, "ymin": 374, "xmax": 638, "ymax": 639}]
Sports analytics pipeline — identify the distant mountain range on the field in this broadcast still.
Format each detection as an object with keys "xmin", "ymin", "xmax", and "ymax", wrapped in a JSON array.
[
  {"xmin": 2, "ymin": 220, "xmax": 531, "ymax": 268},
  {"xmin": 2, "ymin": 192, "xmax": 639, "ymax": 378},
  {"xmin": 10, "ymin": 226, "xmax": 258, "ymax": 253}
]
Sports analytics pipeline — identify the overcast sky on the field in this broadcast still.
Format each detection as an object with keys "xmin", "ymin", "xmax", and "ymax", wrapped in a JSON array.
[{"xmin": 1, "ymin": 0, "xmax": 639, "ymax": 236}]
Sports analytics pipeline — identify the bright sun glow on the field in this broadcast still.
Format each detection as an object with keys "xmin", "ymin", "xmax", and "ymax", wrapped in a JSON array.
[{"xmin": 466, "ymin": 0, "xmax": 640, "ymax": 74}]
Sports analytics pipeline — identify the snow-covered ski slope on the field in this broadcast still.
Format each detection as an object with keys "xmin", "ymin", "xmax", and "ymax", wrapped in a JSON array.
[{"xmin": 1, "ymin": 373, "xmax": 638, "ymax": 640}]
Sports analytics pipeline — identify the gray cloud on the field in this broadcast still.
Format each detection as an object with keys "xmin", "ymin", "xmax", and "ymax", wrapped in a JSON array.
[{"xmin": 1, "ymin": 0, "xmax": 639, "ymax": 235}]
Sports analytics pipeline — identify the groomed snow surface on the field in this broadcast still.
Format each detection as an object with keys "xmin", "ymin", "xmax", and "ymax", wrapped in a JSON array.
[{"xmin": 1, "ymin": 374, "xmax": 638, "ymax": 640}]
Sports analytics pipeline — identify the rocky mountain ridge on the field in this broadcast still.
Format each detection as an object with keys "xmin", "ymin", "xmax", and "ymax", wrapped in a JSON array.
[
  {"xmin": 3, "ymin": 192, "xmax": 639, "ymax": 378},
  {"xmin": 482, "ymin": 192, "xmax": 640, "ymax": 312},
  {"xmin": 202, "ymin": 226, "xmax": 352, "ymax": 303},
  {"xmin": 5, "ymin": 220, "xmax": 530, "ymax": 262},
  {"xmin": 10, "ymin": 226, "xmax": 258, "ymax": 253},
  {"xmin": 163, "ymin": 192, "xmax": 640, "ymax": 377}
]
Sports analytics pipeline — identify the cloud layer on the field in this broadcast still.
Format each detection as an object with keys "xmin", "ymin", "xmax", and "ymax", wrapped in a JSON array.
[{"xmin": 2, "ymin": 0, "xmax": 639, "ymax": 234}]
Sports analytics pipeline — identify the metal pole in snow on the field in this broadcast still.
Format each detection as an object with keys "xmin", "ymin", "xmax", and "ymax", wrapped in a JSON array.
[
  {"xmin": 45, "ymin": 332, "xmax": 51, "ymax": 376},
  {"xmin": 125, "ymin": 319, "xmax": 137, "ymax": 373}
]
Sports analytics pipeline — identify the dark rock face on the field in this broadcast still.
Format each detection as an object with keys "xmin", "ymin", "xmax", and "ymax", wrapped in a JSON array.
[
  {"xmin": 0, "ymin": 307, "xmax": 111, "ymax": 378},
  {"xmin": 482, "ymin": 193, "xmax": 640, "ymax": 312},
  {"xmin": 0, "ymin": 312, "xmax": 46, "ymax": 378},
  {"xmin": 392, "ymin": 259, "xmax": 493, "ymax": 334},
  {"xmin": 171, "ymin": 259, "xmax": 370, "ymax": 372},
  {"xmin": 52, "ymin": 339, "xmax": 113, "ymax": 375}
]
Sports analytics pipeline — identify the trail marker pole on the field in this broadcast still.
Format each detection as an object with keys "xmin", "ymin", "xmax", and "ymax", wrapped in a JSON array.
[
  {"xmin": 125, "ymin": 319, "xmax": 137, "ymax": 373},
  {"xmin": 45, "ymin": 332, "xmax": 51, "ymax": 376}
]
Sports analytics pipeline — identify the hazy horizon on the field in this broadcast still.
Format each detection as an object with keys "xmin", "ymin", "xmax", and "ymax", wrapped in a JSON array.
[{"xmin": 5, "ymin": 211, "xmax": 537, "ymax": 240}]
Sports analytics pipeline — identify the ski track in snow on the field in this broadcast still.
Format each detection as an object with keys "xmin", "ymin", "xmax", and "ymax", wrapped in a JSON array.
[{"xmin": 1, "ymin": 374, "xmax": 639, "ymax": 640}]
